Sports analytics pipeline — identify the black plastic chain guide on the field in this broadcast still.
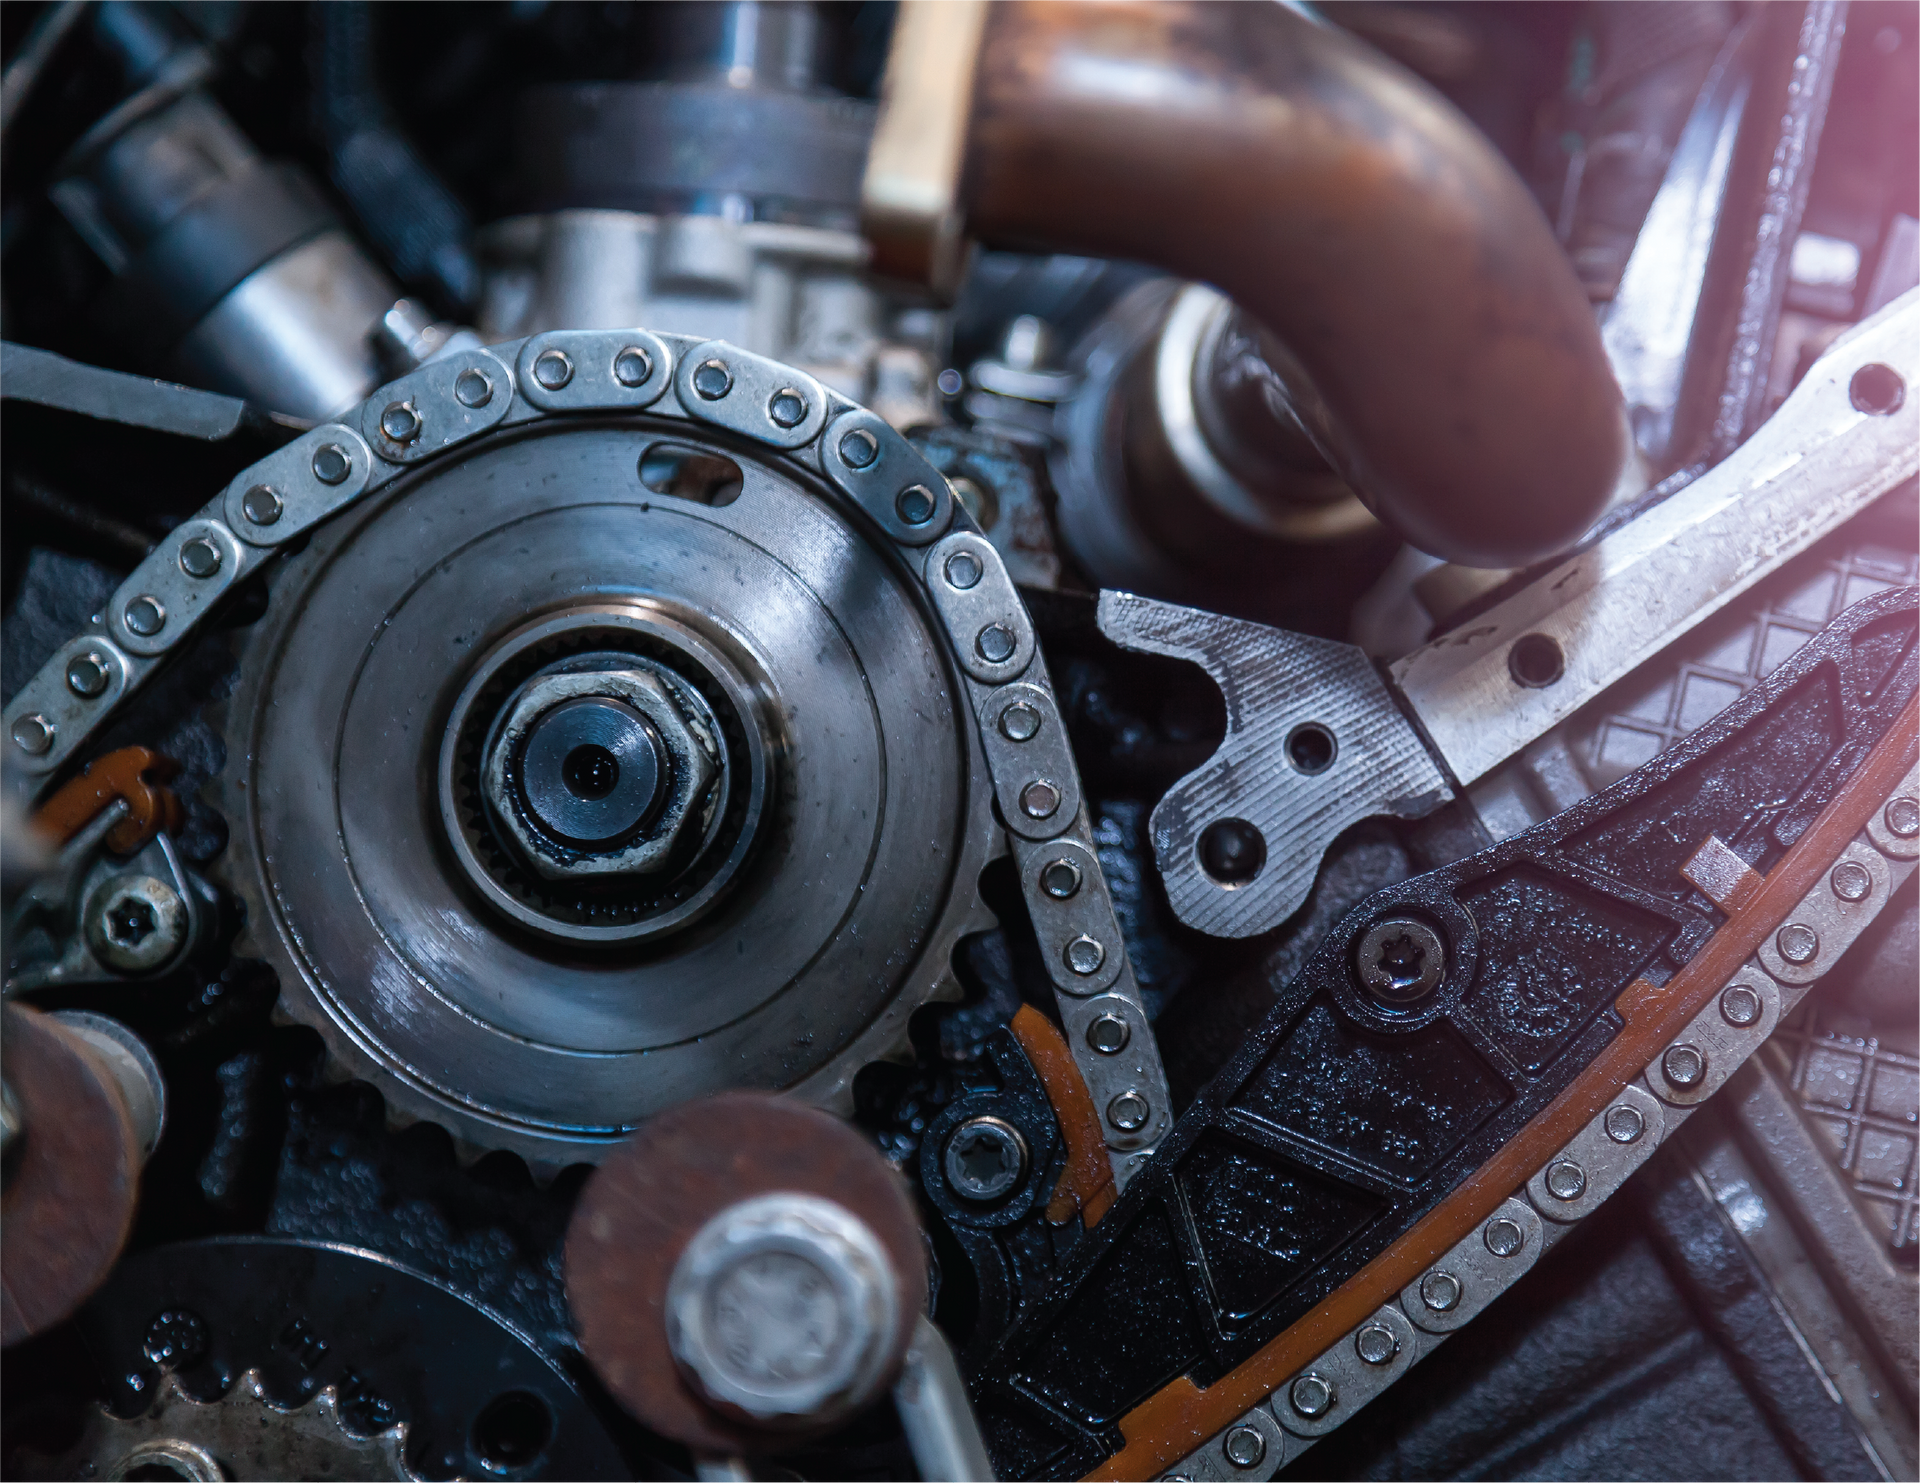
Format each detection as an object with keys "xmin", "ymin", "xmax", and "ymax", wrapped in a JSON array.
[{"xmin": 969, "ymin": 586, "xmax": 1919, "ymax": 1479}]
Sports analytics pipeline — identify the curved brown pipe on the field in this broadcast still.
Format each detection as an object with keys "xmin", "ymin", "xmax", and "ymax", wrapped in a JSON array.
[{"xmin": 961, "ymin": 2, "xmax": 1630, "ymax": 569}]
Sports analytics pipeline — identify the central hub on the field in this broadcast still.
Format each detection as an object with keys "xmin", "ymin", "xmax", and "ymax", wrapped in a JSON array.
[{"xmin": 518, "ymin": 696, "xmax": 666, "ymax": 847}]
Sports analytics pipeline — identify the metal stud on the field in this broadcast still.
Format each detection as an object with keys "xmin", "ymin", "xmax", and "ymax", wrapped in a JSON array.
[
  {"xmin": 1064, "ymin": 934, "xmax": 1105, "ymax": 976},
  {"xmin": 123, "ymin": 596, "xmax": 166, "ymax": 637},
  {"xmin": 310, "ymin": 444, "xmax": 352, "ymax": 485},
  {"xmin": 241, "ymin": 485, "xmax": 284, "ymax": 525},
  {"xmin": 1418, "ymin": 1271, "xmax": 1461, "ymax": 1312},
  {"xmin": 178, "ymin": 537, "xmax": 222, "ymax": 579},
  {"xmin": 11, "ymin": 713, "xmax": 54, "ymax": 755},
  {"xmin": 1288, "ymin": 1374, "xmax": 1335, "ymax": 1419},
  {"xmin": 998, "ymin": 701, "xmax": 1041, "ymax": 741},
  {"xmin": 1661, "ymin": 1042, "xmax": 1707, "ymax": 1088},
  {"xmin": 1020, "ymin": 780, "xmax": 1061, "ymax": 819},
  {"xmin": 533, "ymin": 349, "xmax": 574, "ymax": 390},
  {"xmin": 454, "ymin": 369, "xmax": 493, "ymax": 408},
  {"xmin": 1719, "ymin": 984, "xmax": 1762, "ymax": 1027},
  {"xmin": 1087, "ymin": 1014, "xmax": 1130, "ymax": 1054},
  {"xmin": 1222, "ymin": 1425, "xmax": 1266, "ymax": 1470},
  {"xmin": 838, "ymin": 428, "xmax": 879, "ymax": 469},
  {"xmin": 1603, "ymin": 1104, "xmax": 1646, "ymax": 1144},
  {"xmin": 1544, "ymin": 1160, "xmax": 1588, "ymax": 1201},
  {"xmin": 895, "ymin": 484, "xmax": 936, "ymax": 525},
  {"xmin": 1775, "ymin": 923, "xmax": 1819, "ymax": 964},
  {"xmin": 614, "ymin": 347, "xmax": 652, "ymax": 387},
  {"xmin": 691, "ymin": 359, "xmax": 733, "ymax": 400},
  {"xmin": 1107, "ymin": 1090, "xmax": 1150, "ymax": 1132},
  {"xmin": 1830, "ymin": 861, "xmax": 1872, "ymax": 902},
  {"xmin": 1353, "ymin": 1323, "xmax": 1399, "ymax": 1366},
  {"xmin": 379, "ymin": 401, "xmax": 423, "ymax": 443},
  {"xmin": 1040, "ymin": 859, "xmax": 1081, "ymax": 898},
  {"xmin": 768, "ymin": 388, "xmax": 808, "ymax": 428},
  {"xmin": 977, "ymin": 623, "xmax": 1017, "ymax": 663},
  {"xmin": 1483, "ymin": 1217, "xmax": 1525, "ymax": 1257},
  {"xmin": 944, "ymin": 551, "xmax": 984, "ymax": 590},
  {"xmin": 65, "ymin": 651, "xmax": 111, "ymax": 698}
]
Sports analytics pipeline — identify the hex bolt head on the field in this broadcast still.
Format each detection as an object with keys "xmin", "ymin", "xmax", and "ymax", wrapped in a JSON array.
[
  {"xmin": 943, "ymin": 1116, "xmax": 1027, "ymax": 1202},
  {"xmin": 84, "ymin": 874, "xmax": 189, "ymax": 973},
  {"xmin": 1353, "ymin": 1323, "xmax": 1399, "ymax": 1366},
  {"xmin": 379, "ymin": 401, "xmax": 423, "ymax": 443},
  {"xmin": 454, "ymin": 369, "xmax": 493, "ymax": 408},
  {"xmin": 11, "ymin": 713, "xmax": 54, "ymax": 755},
  {"xmin": 241, "ymin": 485, "xmax": 284, "ymax": 525},
  {"xmin": 1719, "ymin": 984, "xmax": 1763, "ymax": 1027},
  {"xmin": 1662, "ymin": 1042, "xmax": 1707, "ymax": 1088},
  {"xmin": 310, "ymin": 444, "xmax": 351, "ymax": 485},
  {"xmin": 691, "ymin": 359, "xmax": 733, "ymax": 400},
  {"xmin": 178, "ymin": 536, "xmax": 222, "ymax": 579},
  {"xmin": 1419, "ymin": 1271, "xmax": 1462, "ymax": 1312},
  {"xmin": 1885, "ymin": 797, "xmax": 1920, "ymax": 838},
  {"xmin": 1483, "ymin": 1217, "xmax": 1525, "ymax": 1258},
  {"xmin": 534, "ymin": 349, "xmax": 575, "ymax": 390},
  {"xmin": 1039, "ymin": 858, "xmax": 1081, "ymax": 898},
  {"xmin": 944, "ymin": 551, "xmax": 984, "ymax": 590},
  {"xmin": 1222, "ymin": 1424, "xmax": 1267, "ymax": 1470},
  {"xmin": 1064, "ymin": 934, "xmax": 1106, "ymax": 976},
  {"xmin": 1830, "ymin": 861, "xmax": 1872, "ymax": 902},
  {"xmin": 768, "ymin": 388, "xmax": 808, "ymax": 428},
  {"xmin": 895, "ymin": 484, "xmax": 936, "ymax": 525},
  {"xmin": 1544, "ymin": 1159, "xmax": 1588, "ymax": 1201},
  {"xmin": 1354, "ymin": 917, "xmax": 1446, "ymax": 1004},
  {"xmin": 613, "ymin": 347, "xmax": 652, "ymax": 387},
  {"xmin": 1087, "ymin": 1014, "xmax": 1131, "ymax": 1054},
  {"xmin": 999, "ymin": 701, "xmax": 1041, "ymax": 741},
  {"xmin": 1020, "ymin": 779, "xmax": 1061, "ymax": 819},
  {"xmin": 1603, "ymin": 1104, "xmax": 1646, "ymax": 1144},
  {"xmin": 1776, "ymin": 922, "xmax": 1820, "ymax": 965},
  {"xmin": 123, "ymin": 595, "xmax": 166, "ymax": 637},
  {"xmin": 838, "ymin": 428, "xmax": 879, "ymax": 469},
  {"xmin": 1198, "ymin": 818, "xmax": 1265, "ymax": 885},
  {"xmin": 1107, "ymin": 1090, "xmax": 1150, "ymax": 1132},
  {"xmin": 1289, "ymin": 1374, "xmax": 1336, "ymax": 1419},
  {"xmin": 65, "ymin": 651, "xmax": 111, "ymax": 698}
]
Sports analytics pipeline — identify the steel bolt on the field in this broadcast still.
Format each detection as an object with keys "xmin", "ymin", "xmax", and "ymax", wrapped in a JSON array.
[
  {"xmin": 1662, "ymin": 1042, "xmax": 1707, "ymax": 1088},
  {"xmin": 1021, "ymin": 780, "xmax": 1061, "ymax": 819},
  {"xmin": 123, "ymin": 595, "xmax": 166, "ymax": 637},
  {"xmin": 1222, "ymin": 1424, "xmax": 1267, "ymax": 1469},
  {"xmin": 768, "ymin": 388, "xmax": 808, "ymax": 428},
  {"xmin": 838, "ymin": 428, "xmax": 879, "ymax": 470},
  {"xmin": 999, "ymin": 701, "xmax": 1041, "ymax": 741},
  {"xmin": 1354, "ymin": 1323, "xmax": 1399, "ymax": 1366},
  {"xmin": 1354, "ymin": 918, "xmax": 1446, "ymax": 1004},
  {"xmin": 1544, "ymin": 1160, "xmax": 1588, "ymax": 1201},
  {"xmin": 241, "ymin": 485, "xmax": 284, "ymax": 525},
  {"xmin": 11, "ymin": 714, "xmax": 54, "ymax": 755},
  {"xmin": 1830, "ymin": 861, "xmax": 1872, "ymax": 902},
  {"xmin": 1107, "ymin": 1090, "xmax": 1150, "ymax": 1132},
  {"xmin": 1885, "ymin": 797, "xmax": 1920, "ymax": 838},
  {"xmin": 1483, "ymin": 1217, "xmax": 1525, "ymax": 1258},
  {"xmin": 1065, "ymin": 934, "xmax": 1106, "ymax": 976},
  {"xmin": 454, "ymin": 369, "xmax": 493, "ymax": 408},
  {"xmin": 1603, "ymin": 1104, "xmax": 1646, "ymax": 1144},
  {"xmin": 65, "ymin": 651, "xmax": 111, "ymax": 698},
  {"xmin": 1719, "ymin": 984, "xmax": 1763, "ymax": 1027},
  {"xmin": 1419, "ymin": 1271, "xmax": 1462, "ymax": 1312},
  {"xmin": 1776, "ymin": 922, "xmax": 1820, "ymax": 965},
  {"xmin": 1087, "ymin": 1014, "xmax": 1131, "ymax": 1054},
  {"xmin": 1040, "ymin": 859, "xmax": 1081, "ymax": 898},
  {"xmin": 84, "ymin": 874, "xmax": 189, "ymax": 973},
  {"xmin": 178, "ymin": 536, "xmax": 221, "ymax": 578},
  {"xmin": 895, "ymin": 484, "xmax": 936, "ymax": 525},
  {"xmin": 945, "ymin": 551, "xmax": 984, "ymax": 590},
  {"xmin": 380, "ymin": 400, "xmax": 423, "ymax": 442},
  {"xmin": 310, "ymin": 444, "xmax": 351, "ymax": 485},
  {"xmin": 944, "ymin": 1116, "xmax": 1027, "ymax": 1202},
  {"xmin": 691, "ymin": 359, "xmax": 733, "ymax": 400},
  {"xmin": 1289, "ymin": 1374, "xmax": 1335, "ymax": 1419},
  {"xmin": 614, "ymin": 347, "xmax": 652, "ymax": 387},
  {"xmin": 534, "ymin": 349, "xmax": 574, "ymax": 390}
]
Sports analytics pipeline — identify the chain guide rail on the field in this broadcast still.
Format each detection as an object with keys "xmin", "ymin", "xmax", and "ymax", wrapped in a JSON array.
[
  {"xmin": 951, "ymin": 586, "xmax": 1918, "ymax": 1481},
  {"xmin": 0, "ymin": 332, "xmax": 1172, "ymax": 1173}
]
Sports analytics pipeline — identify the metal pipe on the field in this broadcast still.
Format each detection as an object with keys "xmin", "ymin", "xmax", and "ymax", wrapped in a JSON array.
[{"xmin": 956, "ymin": 2, "xmax": 1631, "ymax": 569}]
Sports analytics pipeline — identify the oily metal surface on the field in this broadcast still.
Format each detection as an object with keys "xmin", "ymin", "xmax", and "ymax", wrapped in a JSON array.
[{"xmin": 216, "ymin": 417, "xmax": 991, "ymax": 1166}]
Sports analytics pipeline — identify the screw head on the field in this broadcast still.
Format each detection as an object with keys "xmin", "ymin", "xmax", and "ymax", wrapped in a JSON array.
[
  {"xmin": 1040, "ymin": 858, "xmax": 1081, "ymax": 898},
  {"xmin": 1107, "ymin": 1090, "xmax": 1150, "ymax": 1132},
  {"xmin": 1483, "ymin": 1217, "xmax": 1525, "ymax": 1258},
  {"xmin": 613, "ymin": 347, "xmax": 653, "ymax": 387},
  {"xmin": 123, "ymin": 595, "xmax": 166, "ymax": 637},
  {"xmin": 1662, "ymin": 1042, "xmax": 1707, "ymax": 1088},
  {"xmin": 241, "ymin": 484, "xmax": 284, "ymax": 525},
  {"xmin": 691, "ymin": 359, "xmax": 733, "ymax": 400},
  {"xmin": 768, "ymin": 388, "xmax": 808, "ymax": 428},
  {"xmin": 1289, "ymin": 1374, "xmax": 1335, "ymax": 1418},
  {"xmin": 1087, "ymin": 1014, "xmax": 1130, "ymax": 1054},
  {"xmin": 310, "ymin": 444, "xmax": 351, "ymax": 485},
  {"xmin": 1354, "ymin": 917, "xmax": 1446, "ymax": 1004},
  {"xmin": 895, "ymin": 484, "xmax": 937, "ymax": 525},
  {"xmin": 838, "ymin": 428, "xmax": 880, "ymax": 470},
  {"xmin": 944, "ymin": 551, "xmax": 984, "ymax": 590},
  {"xmin": 1719, "ymin": 984, "xmax": 1763, "ymax": 1027},
  {"xmin": 1885, "ymin": 797, "xmax": 1920, "ymax": 838},
  {"xmin": 1198, "ymin": 818, "xmax": 1265, "ymax": 885},
  {"xmin": 944, "ymin": 1116, "xmax": 1027, "ymax": 1202},
  {"xmin": 1419, "ymin": 1271, "xmax": 1462, "ymax": 1312},
  {"xmin": 84, "ymin": 874, "xmax": 189, "ymax": 972},
  {"xmin": 379, "ymin": 400, "xmax": 423, "ymax": 442},
  {"xmin": 65, "ymin": 651, "xmax": 111, "ymax": 698},
  {"xmin": 1776, "ymin": 922, "xmax": 1820, "ymax": 965},
  {"xmin": 1064, "ymin": 934, "xmax": 1106, "ymax": 976},
  {"xmin": 1830, "ymin": 861, "xmax": 1872, "ymax": 902},
  {"xmin": 1544, "ymin": 1160, "xmax": 1588, "ymax": 1201},
  {"xmin": 1603, "ymin": 1104, "xmax": 1646, "ymax": 1144},
  {"xmin": 178, "ymin": 536, "xmax": 222, "ymax": 578},
  {"xmin": 999, "ymin": 701, "xmax": 1042, "ymax": 741},
  {"xmin": 1222, "ymin": 1424, "xmax": 1267, "ymax": 1470},
  {"xmin": 1354, "ymin": 1323, "xmax": 1399, "ymax": 1366},
  {"xmin": 534, "ymin": 349, "xmax": 575, "ymax": 390},
  {"xmin": 454, "ymin": 368, "xmax": 493, "ymax": 408},
  {"xmin": 11, "ymin": 713, "xmax": 54, "ymax": 755},
  {"xmin": 1020, "ymin": 779, "xmax": 1061, "ymax": 819}
]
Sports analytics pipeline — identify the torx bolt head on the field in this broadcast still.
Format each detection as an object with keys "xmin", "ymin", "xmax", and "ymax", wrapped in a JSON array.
[
  {"xmin": 178, "ymin": 536, "xmax": 221, "ymax": 578},
  {"xmin": 1222, "ymin": 1424, "xmax": 1267, "ymax": 1470},
  {"xmin": 1662, "ymin": 1042, "xmax": 1707, "ymax": 1088},
  {"xmin": 1354, "ymin": 1323, "xmax": 1399, "ymax": 1366},
  {"xmin": 11, "ymin": 713, "xmax": 54, "ymax": 755},
  {"xmin": 1064, "ymin": 934, "xmax": 1105, "ymax": 976},
  {"xmin": 1107, "ymin": 1090, "xmax": 1150, "ymax": 1132},
  {"xmin": 1603, "ymin": 1104, "xmax": 1646, "ymax": 1144},
  {"xmin": 1885, "ymin": 797, "xmax": 1920, "ymax": 838},
  {"xmin": 1483, "ymin": 1217, "xmax": 1525, "ymax": 1258},
  {"xmin": 1719, "ymin": 984, "xmax": 1763, "ymax": 1027},
  {"xmin": 838, "ymin": 428, "xmax": 879, "ymax": 470},
  {"xmin": 1289, "ymin": 1374, "xmax": 1335, "ymax": 1419},
  {"xmin": 1021, "ymin": 780, "xmax": 1061, "ymax": 819},
  {"xmin": 895, "ymin": 484, "xmax": 937, "ymax": 525},
  {"xmin": 1776, "ymin": 922, "xmax": 1819, "ymax": 964},
  {"xmin": 691, "ymin": 359, "xmax": 733, "ymax": 400},
  {"xmin": 768, "ymin": 388, "xmax": 808, "ymax": 428},
  {"xmin": 943, "ymin": 1116, "xmax": 1027, "ymax": 1202},
  {"xmin": 1419, "ymin": 1271, "xmax": 1462, "ymax": 1312},
  {"xmin": 310, "ymin": 444, "xmax": 351, "ymax": 485},
  {"xmin": 454, "ymin": 369, "xmax": 493, "ymax": 408},
  {"xmin": 1830, "ymin": 861, "xmax": 1872, "ymax": 902},
  {"xmin": 84, "ymin": 873, "xmax": 189, "ymax": 973},
  {"xmin": 241, "ymin": 485, "xmax": 284, "ymax": 525},
  {"xmin": 1040, "ymin": 858, "xmax": 1081, "ymax": 898},
  {"xmin": 1354, "ymin": 917, "xmax": 1446, "ymax": 1004},
  {"xmin": 999, "ymin": 701, "xmax": 1041, "ymax": 741},
  {"xmin": 65, "ymin": 651, "xmax": 111, "ymax": 698},
  {"xmin": 944, "ymin": 551, "xmax": 983, "ymax": 590},
  {"xmin": 123, "ymin": 595, "xmax": 165, "ymax": 637},
  {"xmin": 613, "ymin": 347, "xmax": 652, "ymax": 387},
  {"xmin": 534, "ymin": 349, "xmax": 574, "ymax": 390},
  {"xmin": 380, "ymin": 400, "xmax": 423, "ymax": 442},
  {"xmin": 1544, "ymin": 1160, "xmax": 1588, "ymax": 1201},
  {"xmin": 1087, "ymin": 1014, "xmax": 1130, "ymax": 1054},
  {"xmin": 977, "ymin": 623, "xmax": 1017, "ymax": 663}
]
